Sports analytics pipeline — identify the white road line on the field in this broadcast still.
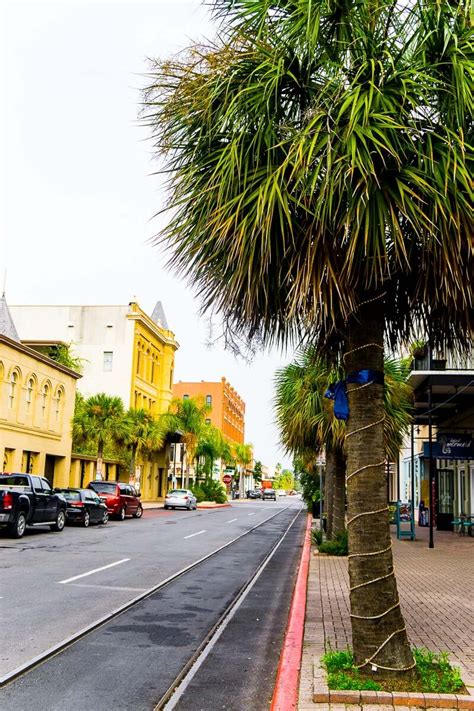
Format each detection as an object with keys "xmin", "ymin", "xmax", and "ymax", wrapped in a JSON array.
[
  {"xmin": 184, "ymin": 530, "xmax": 206, "ymax": 539},
  {"xmin": 226, "ymin": 518, "xmax": 238, "ymax": 523},
  {"xmin": 58, "ymin": 558, "xmax": 130, "ymax": 584},
  {"xmin": 247, "ymin": 512, "xmax": 255, "ymax": 516}
]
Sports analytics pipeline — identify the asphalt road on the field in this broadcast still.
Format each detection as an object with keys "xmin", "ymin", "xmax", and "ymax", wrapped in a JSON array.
[
  {"xmin": 0, "ymin": 499, "xmax": 305, "ymax": 710},
  {"xmin": 0, "ymin": 499, "xmax": 298, "ymax": 676}
]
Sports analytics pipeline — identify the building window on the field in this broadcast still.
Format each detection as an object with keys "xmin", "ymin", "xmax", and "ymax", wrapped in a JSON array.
[
  {"xmin": 41, "ymin": 384, "xmax": 49, "ymax": 422},
  {"xmin": 151, "ymin": 358, "xmax": 155, "ymax": 384},
  {"xmin": 9, "ymin": 371, "xmax": 18, "ymax": 409},
  {"xmin": 103, "ymin": 351, "xmax": 113, "ymax": 372},
  {"xmin": 55, "ymin": 389, "xmax": 63, "ymax": 423},
  {"xmin": 183, "ymin": 394, "xmax": 189, "ymax": 400},
  {"xmin": 206, "ymin": 395, "xmax": 212, "ymax": 406},
  {"xmin": 26, "ymin": 378, "xmax": 34, "ymax": 414},
  {"xmin": 136, "ymin": 350, "xmax": 141, "ymax": 375}
]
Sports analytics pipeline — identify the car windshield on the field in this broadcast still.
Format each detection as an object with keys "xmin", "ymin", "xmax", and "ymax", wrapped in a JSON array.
[
  {"xmin": 90, "ymin": 483, "xmax": 117, "ymax": 494},
  {"xmin": 168, "ymin": 490, "xmax": 187, "ymax": 496}
]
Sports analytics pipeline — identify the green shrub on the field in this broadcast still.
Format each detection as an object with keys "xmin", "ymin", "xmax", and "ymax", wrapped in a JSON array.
[
  {"xmin": 311, "ymin": 527, "xmax": 323, "ymax": 546},
  {"xmin": 322, "ymin": 647, "xmax": 464, "ymax": 694},
  {"xmin": 321, "ymin": 649, "xmax": 353, "ymax": 672},
  {"xmin": 192, "ymin": 479, "xmax": 227, "ymax": 504},
  {"xmin": 318, "ymin": 530, "xmax": 348, "ymax": 556},
  {"xmin": 327, "ymin": 671, "xmax": 381, "ymax": 691},
  {"xmin": 413, "ymin": 648, "xmax": 464, "ymax": 693}
]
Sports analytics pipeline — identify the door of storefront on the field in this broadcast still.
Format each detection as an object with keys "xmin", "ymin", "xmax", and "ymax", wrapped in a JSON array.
[{"xmin": 437, "ymin": 469, "xmax": 454, "ymax": 530}]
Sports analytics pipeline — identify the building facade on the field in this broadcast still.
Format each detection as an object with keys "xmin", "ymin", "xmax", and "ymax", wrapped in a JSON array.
[
  {"xmin": 11, "ymin": 301, "xmax": 178, "ymax": 500},
  {"xmin": 11, "ymin": 301, "xmax": 178, "ymax": 415},
  {"xmin": 173, "ymin": 377, "xmax": 245, "ymax": 445},
  {"xmin": 399, "ymin": 349, "xmax": 474, "ymax": 530},
  {"xmin": 0, "ymin": 313, "xmax": 80, "ymax": 487}
]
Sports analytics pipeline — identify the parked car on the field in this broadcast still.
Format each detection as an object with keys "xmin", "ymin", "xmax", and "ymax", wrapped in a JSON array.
[
  {"xmin": 87, "ymin": 481, "xmax": 143, "ymax": 520},
  {"xmin": 277, "ymin": 489, "xmax": 287, "ymax": 497},
  {"xmin": 55, "ymin": 488, "xmax": 108, "ymax": 527},
  {"xmin": 164, "ymin": 489, "xmax": 197, "ymax": 510},
  {"xmin": 247, "ymin": 489, "xmax": 262, "ymax": 499},
  {"xmin": 262, "ymin": 488, "xmax": 277, "ymax": 501},
  {"xmin": 0, "ymin": 473, "xmax": 67, "ymax": 538}
]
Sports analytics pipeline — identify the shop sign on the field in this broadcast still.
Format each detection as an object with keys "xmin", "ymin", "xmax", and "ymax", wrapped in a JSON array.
[{"xmin": 423, "ymin": 433, "xmax": 474, "ymax": 460}]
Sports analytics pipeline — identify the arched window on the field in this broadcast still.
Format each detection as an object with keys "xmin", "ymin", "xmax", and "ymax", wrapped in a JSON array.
[
  {"xmin": 26, "ymin": 377, "xmax": 35, "ymax": 414},
  {"xmin": 41, "ymin": 383, "xmax": 50, "ymax": 422},
  {"xmin": 55, "ymin": 388, "xmax": 64, "ymax": 423},
  {"xmin": 9, "ymin": 371, "xmax": 19, "ymax": 409}
]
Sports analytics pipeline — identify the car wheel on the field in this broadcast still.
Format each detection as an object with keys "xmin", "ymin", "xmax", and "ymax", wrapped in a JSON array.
[
  {"xmin": 83, "ymin": 511, "xmax": 90, "ymax": 528},
  {"xmin": 164, "ymin": 505, "xmax": 169, "ymax": 510},
  {"xmin": 9, "ymin": 511, "xmax": 27, "ymax": 539},
  {"xmin": 187, "ymin": 502, "xmax": 192, "ymax": 510},
  {"xmin": 133, "ymin": 505, "xmax": 143, "ymax": 518},
  {"xmin": 51, "ymin": 510, "xmax": 66, "ymax": 532},
  {"xmin": 101, "ymin": 511, "xmax": 109, "ymax": 525},
  {"xmin": 118, "ymin": 506, "xmax": 126, "ymax": 521}
]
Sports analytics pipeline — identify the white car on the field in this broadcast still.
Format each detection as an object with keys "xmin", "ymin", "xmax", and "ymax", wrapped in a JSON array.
[
  {"xmin": 164, "ymin": 489, "xmax": 197, "ymax": 510},
  {"xmin": 277, "ymin": 489, "xmax": 287, "ymax": 497}
]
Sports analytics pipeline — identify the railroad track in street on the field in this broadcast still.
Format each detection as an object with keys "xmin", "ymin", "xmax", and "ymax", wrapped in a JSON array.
[{"xmin": 0, "ymin": 504, "xmax": 305, "ymax": 711}]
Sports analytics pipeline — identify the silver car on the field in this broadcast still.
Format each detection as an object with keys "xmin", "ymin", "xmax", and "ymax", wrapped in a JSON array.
[{"xmin": 164, "ymin": 489, "xmax": 197, "ymax": 510}]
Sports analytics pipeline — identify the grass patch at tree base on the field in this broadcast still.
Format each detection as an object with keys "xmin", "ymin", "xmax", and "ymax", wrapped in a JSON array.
[{"xmin": 322, "ymin": 647, "xmax": 467, "ymax": 694}]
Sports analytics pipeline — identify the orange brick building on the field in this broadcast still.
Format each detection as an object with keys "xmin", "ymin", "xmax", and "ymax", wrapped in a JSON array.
[{"xmin": 173, "ymin": 377, "xmax": 245, "ymax": 445}]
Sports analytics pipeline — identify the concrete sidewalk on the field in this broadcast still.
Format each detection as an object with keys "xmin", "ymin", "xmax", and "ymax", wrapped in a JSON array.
[{"xmin": 298, "ymin": 526, "xmax": 474, "ymax": 710}]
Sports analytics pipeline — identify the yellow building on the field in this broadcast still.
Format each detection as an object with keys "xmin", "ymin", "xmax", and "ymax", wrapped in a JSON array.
[
  {"xmin": 0, "ymin": 296, "xmax": 80, "ymax": 486},
  {"xmin": 10, "ymin": 300, "xmax": 179, "ymax": 500}
]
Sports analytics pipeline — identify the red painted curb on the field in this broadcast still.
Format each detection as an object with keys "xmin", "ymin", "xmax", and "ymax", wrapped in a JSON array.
[
  {"xmin": 196, "ymin": 503, "xmax": 231, "ymax": 509},
  {"xmin": 270, "ymin": 513, "xmax": 312, "ymax": 711}
]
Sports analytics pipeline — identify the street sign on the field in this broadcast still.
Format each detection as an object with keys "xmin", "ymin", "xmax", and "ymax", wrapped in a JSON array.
[{"xmin": 223, "ymin": 474, "xmax": 232, "ymax": 484}]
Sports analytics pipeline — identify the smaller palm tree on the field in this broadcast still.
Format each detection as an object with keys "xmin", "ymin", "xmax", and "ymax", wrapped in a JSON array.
[
  {"xmin": 123, "ymin": 409, "xmax": 165, "ymax": 485},
  {"xmin": 161, "ymin": 397, "xmax": 210, "ymax": 486},
  {"xmin": 72, "ymin": 393, "xmax": 126, "ymax": 479},
  {"xmin": 235, "ymin": 442, "xmax": 253, "ymax": 498}
]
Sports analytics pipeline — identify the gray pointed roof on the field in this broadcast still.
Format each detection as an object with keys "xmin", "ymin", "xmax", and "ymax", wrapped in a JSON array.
[
  {"xmin": 151, "ymin": 301, "xmax": 169, "ymax": 330},
  {"xmin": 0, "ymin": 294, "xmax": 20, "ymax": 341}
]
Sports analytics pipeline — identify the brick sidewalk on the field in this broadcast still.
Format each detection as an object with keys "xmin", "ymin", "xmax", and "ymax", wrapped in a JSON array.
[{"xmin": 298, "ymin": 526, "xmax": 474, "ymax": 710}]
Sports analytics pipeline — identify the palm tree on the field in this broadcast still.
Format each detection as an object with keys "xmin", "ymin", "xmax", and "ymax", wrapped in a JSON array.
[
  {"xmin": 235, "ymin": 442, "xmax": 253, "ymax": 498},
  {"xmin": 275, "ymin": 350, "xmax": 347, "ymax": 540},
  {"xmin": 275, "ymin": 349, "xmax": 413, "ymax": 538},
  {"xmin": 72, "ymin": 393, "xmax": 126, "ymax": 480},
  {"xmin": 162, "ymin": 397, "xmax": 210, "ymax": 487},
  {"xmin": 195, "ymin": 424, "xmax": 224, "ymax": 480},
  {"xmin": 123, "ymin": 409, "xmax": 165, "ymax": 486},
  {"xmin": 143, "ymin": 0, "xmax": 472, "ymax": 677}
]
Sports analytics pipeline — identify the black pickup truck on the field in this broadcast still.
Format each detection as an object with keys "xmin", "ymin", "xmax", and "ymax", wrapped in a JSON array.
[{"xmin": 0, "ymin": 473, "xmax": 67, "ymax": 538}]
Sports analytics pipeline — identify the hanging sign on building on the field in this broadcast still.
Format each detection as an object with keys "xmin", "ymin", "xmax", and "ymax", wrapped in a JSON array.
[{"xmin": 423, "ymin": 433, "xmax": 474, "ymax": 460}]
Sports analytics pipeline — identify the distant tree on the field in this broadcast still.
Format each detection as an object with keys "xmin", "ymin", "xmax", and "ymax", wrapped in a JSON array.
[
  {"xmin": 72, "ymin": 393, "xmax": 126, "ymax": 479},
  {"xmin": 275, "ymin": 469, "xmax": 294, "ymax": 491},
  {"xmin": 235, "ymin": 442, "xmax": 253, "ymax": 497},
  {"xmin": 253, "ymin": 460, "xmax": 263, "ymax": 483},
  {"xmin": 123, "ymin": 409, "xmax": 165, "ymax": 482},
  {"xmin": 42, "ymin": 343, "xmax": 85, "ymax": 374},
  {"xmin": 162, "ymin": 397, "xmax": 210, "ymax": 486}
]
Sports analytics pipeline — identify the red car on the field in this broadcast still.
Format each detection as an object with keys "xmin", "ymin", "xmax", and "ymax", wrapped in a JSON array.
[{"xmin": 87, "ymin": 481, "xmax": 143, "ymax": 520}]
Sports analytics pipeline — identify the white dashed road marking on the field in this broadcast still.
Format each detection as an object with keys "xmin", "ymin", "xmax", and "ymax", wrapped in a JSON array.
[
  {"xmin": 184, "ymin": 530, "xmax": 206, "ymax": 539},
  {"xmin": 58, "ymin": 558, "xmax": 130, "ymax": 584}
]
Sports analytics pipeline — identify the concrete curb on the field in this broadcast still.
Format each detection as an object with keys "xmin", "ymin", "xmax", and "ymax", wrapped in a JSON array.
[
  {"xmin": 313, "ymin": 664, "xmax": 474, "ymax": 708},
  {"xmin": 271, "ymin": 513, "xmax": 312, "ymax": 711}
]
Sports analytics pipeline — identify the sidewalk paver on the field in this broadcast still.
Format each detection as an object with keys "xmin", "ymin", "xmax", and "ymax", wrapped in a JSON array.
[{"xmin": 299, "ymin": 526, "xmax": 474, "ymax": 709}]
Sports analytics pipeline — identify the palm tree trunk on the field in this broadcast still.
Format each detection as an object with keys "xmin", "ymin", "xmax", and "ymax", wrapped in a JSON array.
[
  {"xmin": 129, "ymin": 445, "xmax": 137, "ymax": 481},
  {"xmin": 325, "ymin": 448, "xmax": 335, "ymax": 540},
  {"xmin": 332, "ymin": 446, "xmax": 346, "ymax": 537},
  {"xmin": 345, "ymin": 301, "xmax": 413, "ymax": 678},
  {"xmin": 97, "ymin": 439, "xmax": 104, "ymax": 481}
]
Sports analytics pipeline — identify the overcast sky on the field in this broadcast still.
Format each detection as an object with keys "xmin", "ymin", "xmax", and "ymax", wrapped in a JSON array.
[{"xmin": 0, "ymin": 0, "xmax": 294, "ymax": 471}]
